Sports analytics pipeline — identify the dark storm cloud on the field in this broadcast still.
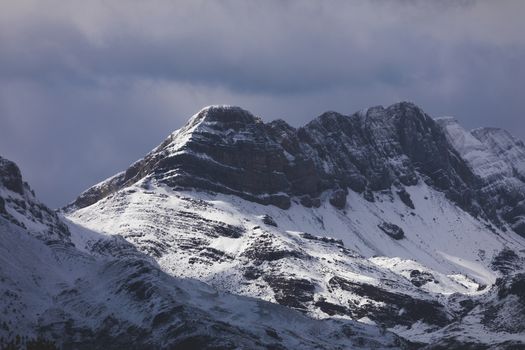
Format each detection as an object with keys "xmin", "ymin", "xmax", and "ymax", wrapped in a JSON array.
[
  {"xmin": 0, "ymin": 2, "xmax": 431, "ymax": 93},
  {"xmin": 0, "ymin": 0, "xmax": 524, "ymax": 207}
]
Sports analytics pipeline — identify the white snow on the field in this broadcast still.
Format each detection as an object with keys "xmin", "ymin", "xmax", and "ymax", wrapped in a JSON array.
[
  {"xmin": 437, "ymin": 117, "xmax": 512, "ymax": 180},
  {"xmin": 65, "ymin": 177, "xmax": 525, "ymax": 342}
]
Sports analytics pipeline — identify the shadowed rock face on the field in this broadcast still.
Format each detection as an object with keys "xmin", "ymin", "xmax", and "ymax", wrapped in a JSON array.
[
  {"xmin": 328, "ymin": 276, "xmax": 450, "ymax": 327},
  {"xmin": 329, "ymin": 189, "xmax": 347, "ymax": 209},
  {"xmin": 378, "ymin": 222, "xmax": 405, "ymax": 240},
  {"xmin": 0, "ymin": 157, "xmax": 24, "ymax": 194},
  {"xmin": 68, "ymin": 102, "xmax": 524, "ymax": 235},
  {"xmin": 0, "ymin": 156, "xmax": 70, "ymax": 241}
]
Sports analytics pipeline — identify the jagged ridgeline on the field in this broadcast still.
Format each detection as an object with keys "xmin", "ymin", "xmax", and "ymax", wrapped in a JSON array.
[{"xmin": 70, "ymin": 102, "xmax": 525, "ymax": 237}]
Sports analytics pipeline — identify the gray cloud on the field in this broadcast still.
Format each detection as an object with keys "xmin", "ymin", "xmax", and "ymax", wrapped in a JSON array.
[{"xmin": 0, "ymin": 0, "xmax": 524, "ymax": 207}]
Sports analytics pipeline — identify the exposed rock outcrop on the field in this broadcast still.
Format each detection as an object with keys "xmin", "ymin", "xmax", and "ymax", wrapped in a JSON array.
[
  {"xmin": 0, "ymin": 157, "xmax": 24, "ymax": 194},
  {"xmin": 0, "ymin": 156, "xmax": 70, "ymax": 241},
  {"xmin": 329, "ymin": 189, "xmax": 347, "ymax": 209},
  {"xmin": 378, "ymin": 222, "xmax": 405, "ymax": 240}
]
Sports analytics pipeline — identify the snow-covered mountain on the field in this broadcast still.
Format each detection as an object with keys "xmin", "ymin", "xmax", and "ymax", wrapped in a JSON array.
[
  {"xmin": 438, "ymin": 117, "xmax": 525, "ymax": 236},
  {"xmin": 2, "ymin": 102, "xmax": 525, "ymax": 349},
  {"xmin": 0, "ymin": 155, "xmax": 405, "ymax": 349}
]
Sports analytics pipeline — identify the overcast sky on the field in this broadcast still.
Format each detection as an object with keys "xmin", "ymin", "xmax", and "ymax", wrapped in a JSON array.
[{"xmin": 1, "ymin": 0, "xmax": 524, "ymax": 208}]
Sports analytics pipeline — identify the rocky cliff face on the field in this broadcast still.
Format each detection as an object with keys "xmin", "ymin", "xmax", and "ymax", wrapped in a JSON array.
[
  {"xmin": 0, "ymin": 156, "xmax": 70, "ymax": 242},
  {"xmin": 69, "ymin": 102, "xmax": 522, "ymax": 237}
]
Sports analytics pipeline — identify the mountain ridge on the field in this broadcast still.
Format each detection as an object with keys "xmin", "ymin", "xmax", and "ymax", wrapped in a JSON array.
[{"xmin": 68, "ymin": 102, "xmax": 524, "ymax": 238}]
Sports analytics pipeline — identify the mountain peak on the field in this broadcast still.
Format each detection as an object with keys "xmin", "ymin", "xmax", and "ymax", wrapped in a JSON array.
[
  {"xmin": 315, "ymin": 110, "xmax": 348, "ymax": 123},
  {"xmin": 186, "ymin": 105, "xmax": 261, "ymax": 129},
  {"xmin": 384, "ymin": 101, "xmax": 430, "ymax": 123},
  {"xmin": 0, "ymin": 155, "xmax": 70, "ymax": 241},
  {"xmin": 0, "ymin": 156, "xmax": 24, "ymax": 195}
]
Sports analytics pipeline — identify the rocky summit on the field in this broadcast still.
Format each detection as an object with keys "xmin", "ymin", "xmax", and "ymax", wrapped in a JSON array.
[{"xmin": 2, "ymin": 102, "xmax": 525, "ymax": 349}]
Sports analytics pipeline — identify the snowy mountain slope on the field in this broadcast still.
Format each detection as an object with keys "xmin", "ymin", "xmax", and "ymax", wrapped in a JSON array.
[
  {"xmin": 438, "ymin": 118, "xmax": 525, "ymax": 236},
  {"xmin": 66, "ymin": 179, "xmax": 525, "ymax": 347},
  {"xmin": 64, "ymin": 103, "xmax": 525, "ymax": 348},
  {"xmin": 436, "ymin": 117, "xmax": 513, "ymax": 182},
  {"xmin": 472, "ymin": 127, "xmax": 525, "ymax": 181},
  {"xmin": 0, "ymin": 156, "xmax": 406, "ymax": 349}
]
